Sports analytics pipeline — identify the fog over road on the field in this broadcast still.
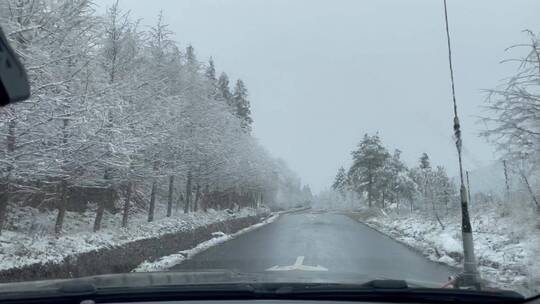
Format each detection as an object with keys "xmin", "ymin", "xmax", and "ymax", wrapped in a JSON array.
[{"xmin": 171, "ymin": 211, "xmax": 455, "ymax": 284}]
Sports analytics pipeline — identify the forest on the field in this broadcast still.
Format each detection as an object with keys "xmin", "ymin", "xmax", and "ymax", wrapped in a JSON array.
[{"xmin": 0, "ymin": 0, "xmax": 310, "ymax": 237}]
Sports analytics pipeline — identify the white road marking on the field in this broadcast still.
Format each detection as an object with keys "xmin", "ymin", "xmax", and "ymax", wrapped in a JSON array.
[{"xmin": 266, "ymin": 256, "xmax": 328, "ymax": 272}]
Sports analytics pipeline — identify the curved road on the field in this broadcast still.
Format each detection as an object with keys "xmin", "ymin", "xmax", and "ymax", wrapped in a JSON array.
[{"xmin": 171, "ymin": 211, "xmax": 455, "ymax": 284}]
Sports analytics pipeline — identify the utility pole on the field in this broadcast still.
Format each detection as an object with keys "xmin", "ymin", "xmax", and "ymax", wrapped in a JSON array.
[{"xmin": 442, "ymin": 0, "xmax": 481, "ymax": 288}]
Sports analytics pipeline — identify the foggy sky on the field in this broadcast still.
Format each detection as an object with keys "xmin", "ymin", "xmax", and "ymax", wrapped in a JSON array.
[{"xmin": 95, "ymin": 0, "xmax": 540, "ymax": 193}]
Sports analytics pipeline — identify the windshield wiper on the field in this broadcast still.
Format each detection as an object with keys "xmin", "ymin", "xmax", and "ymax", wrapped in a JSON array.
[
  {"xmin": 265, "ymin": 280, "xmax": 524, "ymax": 304},
  {"xmin": 0, "ymin": 279, "xmax": 525, "ymax": 304}
]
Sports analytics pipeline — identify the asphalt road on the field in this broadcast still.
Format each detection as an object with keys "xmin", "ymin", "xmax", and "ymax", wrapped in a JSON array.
[{"xmin": 170, "ymin": 211, "xmax": 455, "ymax": 284}]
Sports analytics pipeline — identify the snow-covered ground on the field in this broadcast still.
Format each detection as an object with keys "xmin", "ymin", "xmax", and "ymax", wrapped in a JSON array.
[
  {"xmin": 0, "ymin": 204, "xmax": 268, "ymax": 272},
  {"xmin": 134, "ymin": 213, "xmax": 280, "ymax": 272},
  {"xmin": 357, "ymin": 204, "xmax": 540, "ymax": 296}
]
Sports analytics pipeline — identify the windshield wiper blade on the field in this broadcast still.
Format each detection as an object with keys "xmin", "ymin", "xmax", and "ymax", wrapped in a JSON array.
[{"xmin": 268, "ymin": 280, "xmax": 524, "ymax": 304}]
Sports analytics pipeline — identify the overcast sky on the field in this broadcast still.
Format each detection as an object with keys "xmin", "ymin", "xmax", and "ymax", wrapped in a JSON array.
[{"xmin": 95, "ymin": 0, "xmax": 540, "ymax": 193}]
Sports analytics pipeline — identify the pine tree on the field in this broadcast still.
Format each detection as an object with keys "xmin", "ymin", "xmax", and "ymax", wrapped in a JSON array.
[
  {"xmin": 332, "ymin": 167, "xmax": 347, "ymax": 194},
  {"xmin": 302, "ymin": 185, "xmax": 313, "ymax": 203},
  {"xmin": 348, "ymin": 134, "xmax": 390, "ymax": 207},
  {"xmin": 185, "ymin": 45, "xmax": 198, "ymax": 73},
  {"xmin": 377, "ymin": 149, "xmax": 409, "ymax": 208},
  {"xmin": 205, "ymin": 57, "xmax": 217, "ymax": 82},
  {"xmin": 217, "ymin": 72, "xmax": 234, "ymax": 110},
  {"xmin": 419, "ymin": 152, "xmax": 431, "ymax": 170},
  {"xmin": 415, "ymin": 152, "xmax": 433, "ymax": 208},
  {"xmin": 233, "ymin": 79, "xmax": 253, "ymax": 132}
]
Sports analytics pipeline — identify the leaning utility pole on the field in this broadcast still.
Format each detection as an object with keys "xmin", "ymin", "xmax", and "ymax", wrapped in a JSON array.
[{"xmin": 442, "ymin": 0, "xmax": 481, "ymax": 288}]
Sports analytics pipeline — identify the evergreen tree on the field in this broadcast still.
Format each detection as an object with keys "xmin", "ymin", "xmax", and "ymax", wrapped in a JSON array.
[
  {"xmin": 332, "ymin": 166, "xmax": 348, "ymax": 194},
  {"xmin": 233, "ymin": 79, "xmax": 253, "ymax": 132},
  {"xmin": 302, "ymin": 185, "xmax": 313, "ymax": 203},
  {"xmin": 377, "ymin": 149, "xmax": 409, "ymax": 207},
  {"xmin": 204, "ymin": 57, "xmax": 219, "ymax": 101},
  {"xmin": 419, "ymin": 152, "xmax": 431, "ymax": 170},
  {"xmin": 185, "ymin": 45, "xmax": 198, "ymax": 73},
  {"xmin": 217, "ymin": 72, "xmax": 234, "ymax": 110},
  {"xmin": 205, "ymin": 57, "xmax": 217, "ymax": 82},
  {"xmin": 348, "ymin": 134, "xmax": 389, "ymax": 207},
  {"xmin": 415, "ymin": 152, "xmax": 433, "ymax": 206}
]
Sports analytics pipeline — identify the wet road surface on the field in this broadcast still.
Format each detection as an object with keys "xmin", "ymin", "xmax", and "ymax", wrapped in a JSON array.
[{"xmin": 170, "ymin": 211, "xmax": 455, "ymax": 284}]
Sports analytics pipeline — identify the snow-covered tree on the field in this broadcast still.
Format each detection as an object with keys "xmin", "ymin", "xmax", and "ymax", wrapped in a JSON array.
[
  {"xmin": 376, "ymin": 149, "xmax": 412, "ymax": 208},
  {"xmin": 217, "ymin": 72, "xmax": 233, "ymax": 110},
  {"xmin": 332, "ymin": 166, "xmax": 348, "ymax": 197},
  {"xmin": 482, "ymin": 30, "xmax": 540, "ymax": 210},
  {"xmin": 232, "ymin": 79, "xmax": 253, "ymax": 132},
  {"xmin": 348, "ymin": 133, "xmax": 390, "ymax": 207}
]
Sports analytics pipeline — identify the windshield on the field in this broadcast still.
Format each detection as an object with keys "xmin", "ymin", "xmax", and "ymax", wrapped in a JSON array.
[{"xmin": 0, "ymin": 0, "xmax": 538, "ymax": 300}]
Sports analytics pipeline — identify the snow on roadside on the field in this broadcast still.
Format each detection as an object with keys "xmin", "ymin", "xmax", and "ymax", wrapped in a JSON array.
[
  {"xmin": 0, "ymin": 206, "xmax": 269, "ymax": 272},
  {"xmin": 133, "ymin": 213, "xmax": 280, "ymax": 272},
  {"xmin": 358, "ymin": 206, "xmax": 539, "ymax": 296}
]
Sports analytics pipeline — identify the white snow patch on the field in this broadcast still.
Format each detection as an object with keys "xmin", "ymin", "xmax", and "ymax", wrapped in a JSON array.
[
  {"xmin": 434, "ymin": 231, "xmax": 461, "ymax": 254},
  {"xmin": 438, "ymin": 255, "xmax": 455, "ymax": 264}
]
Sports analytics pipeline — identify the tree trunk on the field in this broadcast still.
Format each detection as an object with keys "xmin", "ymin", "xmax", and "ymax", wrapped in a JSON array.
[
  {"xmin": 227, "ymin": 191, "xmax": 232, "ymax": 210},
  {"xmin": 148, "ymin": 180, "xmax": 157, "ymax": 222},
  {"xmin": 176, "ymin": 193, "xmax": 183, "ymax": 214},
  {"xmin": 202, "ymin": 185, "xmax": 209, "ymax": 212},
  {"xmin": 1, "ymin": 119, "xmax": 16, "ymax": 235},
  {"xmin": 167, "ymin": 175, "xmax": 174, "ymax": 217},
  {"xmin": 122, "ymin": 181, "xmax": 132, "ymax": 227},
  {"xmin": 367, "ymin": 176, "xmax": 373, "ymax": 208},
  {"xmin": 521, "ymin": 171, "xmax": 539, "ymax": 210},
  {"xmin": 435, "ymin": 212, "xmax": 445, "ymax": 230},
  {"xmin": 0, "ymin": 180, "xmax": 9, "ymax": 235},
  {"xmin": 7, "ymin": 120, "xmax": 16, "ymax": 156},
  {"xmin": 184, "ymin": 171, "xmax": 192, "ymax": 214},
  {"xmin": 93, "ymin": 202, "xmax": 105, "ymax": 232},
  {"xmin": 94, "ymin": 182, "xmax": 111, "ymax": 232},
  {"xmin": 193, "ymin": 184, "xmax": 200, "ymax": 212},
  {"xmin": 430, "ymin": 190, "xmax": 444, "ymax": 229},
  {"xmin": 55, "ymin": 180, "xmax": 67, "ymax": 235},
  {"xmin": 95, "ymin": 170, "xmax": 112, "ymax": 232}
]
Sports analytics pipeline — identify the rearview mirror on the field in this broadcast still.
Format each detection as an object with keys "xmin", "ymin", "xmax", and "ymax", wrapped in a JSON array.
[{"xmin": 0, "ymin": 25, "xmax": 30, "ymax": 105}]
